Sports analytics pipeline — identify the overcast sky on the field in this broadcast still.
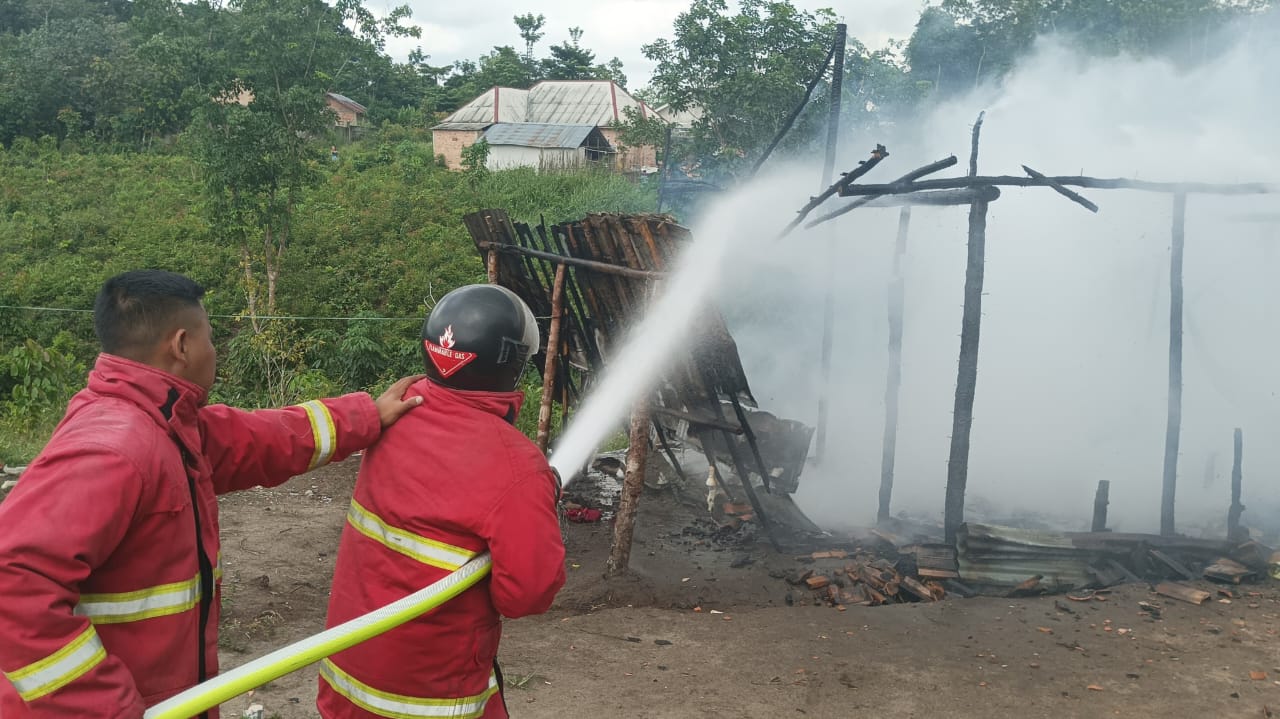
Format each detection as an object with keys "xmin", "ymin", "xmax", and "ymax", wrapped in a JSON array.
[{"xmin": 380, "ymin": 0, "xmax": 926, "ymax": 90}]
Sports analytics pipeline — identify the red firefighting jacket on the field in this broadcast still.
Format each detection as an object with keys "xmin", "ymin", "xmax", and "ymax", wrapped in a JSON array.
[
  {"xmin": 318, "ymin": 378, "xmax": 566, "ymax": 719},
  {"xmin": 0, "ymin": 353, "xmax": 381, "ymax": 718}
]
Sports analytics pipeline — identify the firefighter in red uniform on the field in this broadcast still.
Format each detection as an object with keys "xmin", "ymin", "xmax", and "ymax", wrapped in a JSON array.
[
  {"xmin": 318, "ymin": 284, "xmax": 567, "ymax": 719},
  {"xmin": 0, "ymin": 270, "xmax": 425, "ymax": 718}
]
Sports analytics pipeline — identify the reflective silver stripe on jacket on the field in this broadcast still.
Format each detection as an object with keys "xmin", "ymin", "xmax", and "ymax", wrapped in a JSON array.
[
  {"xmin": 4, "ymin": 626, "xmax": 106, "ymax": 701},
  {"xmin": 300, "ymin": 399, "xmax": 337, "ymax": 470},
  {"xmin": 346, "ymin": 500, "xmax": 477, "ymax": 571},
  {"xmin": 320, "ymin": 659, "xmax": 498, "ymax": 718},
  {"xmin": 75, "ymin": 557, "xmax": 221, "ymax": 624}
]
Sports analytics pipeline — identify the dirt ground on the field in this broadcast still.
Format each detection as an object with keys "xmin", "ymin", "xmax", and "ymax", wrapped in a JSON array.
[{"xmin": 215, "ymin": 458, "xmax": 1280, "ymax": 719}]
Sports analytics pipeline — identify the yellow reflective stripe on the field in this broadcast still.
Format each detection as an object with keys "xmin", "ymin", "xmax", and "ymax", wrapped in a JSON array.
[
  {"xmin": 300, "ymin": 400, "xmax": 337, "ymax": 471},
  {"xmin": 346, "ymin": 501, "xmax": 477, "ymax": 571},
  {"xmin": 320, "ymin": 659, "xmax": 497, "ymax": 719},
  {"xmin": 4, "ymin": 626, "xmax": 106, "ymax": 702}
]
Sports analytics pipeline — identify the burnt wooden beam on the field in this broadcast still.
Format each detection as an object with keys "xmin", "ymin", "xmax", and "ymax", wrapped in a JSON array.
[
  {"xmin": 476, "ymin": 241, "xmax": 665, "ymax": 281},
  {"xmin": 1091, "ymin": 479, "xmax": 1111, "ymax": 533},
  {"xmin": 805, "ymin": 156, "xmax": 959, "ymax": 228},
  {"xmin": 778, "ymin": 145, "xmax": 890, "ymax": 238},
  {"xmin": 837, "ymin": 176, "xmax": 1276, "ymax": 197},
  {"xmin": 1022, "ymin": 165, "xmax": 1099, "ymax": 213},
  {"xmin": 1161, "ymin": 192, "xmax": 1187, "ymax": 536},
  {"xmin": 652, "ymin": 405, "xmax": 743, "ymax": 434}
]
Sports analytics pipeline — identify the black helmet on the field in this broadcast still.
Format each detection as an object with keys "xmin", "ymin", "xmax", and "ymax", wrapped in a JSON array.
[{"xmin": 421, "ymin": 284, "xmax": 540, "ymax": 392}]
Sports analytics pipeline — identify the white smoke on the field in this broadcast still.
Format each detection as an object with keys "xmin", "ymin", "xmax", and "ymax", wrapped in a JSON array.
[{"xmin": 698, "ymin": 23, "xmax": 1280, "ymax": 534}]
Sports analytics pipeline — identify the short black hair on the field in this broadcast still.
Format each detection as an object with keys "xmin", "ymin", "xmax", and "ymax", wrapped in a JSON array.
[{"xmin": 94, "ymin": 270, "xmax": 206, "ymax": 354}]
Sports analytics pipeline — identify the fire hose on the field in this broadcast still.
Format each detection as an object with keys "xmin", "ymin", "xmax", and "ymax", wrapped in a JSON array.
[{"xmin": 142, "ymin": 553, "xmax": 493, "ymax": 719}]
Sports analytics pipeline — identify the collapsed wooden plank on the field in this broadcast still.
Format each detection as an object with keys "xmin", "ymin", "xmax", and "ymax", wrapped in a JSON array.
[
  {"xmin": 1155, "ymin": 582, "xmax": 1212, "ymax": 605},
  {"xmin": 1150, "ymin": 549, "xmax": 1197, "ymax": 580},
  {"xmin": 1203, "ymin": 558, "xmax": 1253, "ymax": 584}
]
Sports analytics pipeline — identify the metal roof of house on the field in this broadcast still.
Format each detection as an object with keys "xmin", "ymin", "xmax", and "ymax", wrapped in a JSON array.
[
  {"xmin": 482, "ymin": 123, "xmax": 606, "ymax": 149},
  {"xmin": 443, "ymin": 87, "xmax": 529, "ymax": 124},
  {"xmin": 431, "ymin": 122, "xmax": 493, "ymax": 132},
  {"xmin": 655, "ymin": 103, "xmax": 704, "ymax": 129},
  {"xmin": 325, "ymin": 92, "xmax": 367, "ymax": 114},
  {"xmin": 442, "ymin": 81, "xmax": 655, "ymax": 128}
]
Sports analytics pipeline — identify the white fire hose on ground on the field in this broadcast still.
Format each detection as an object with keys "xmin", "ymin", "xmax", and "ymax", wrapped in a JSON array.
[{"xmin": 143, "ymin": 553, "xmax": 493, "ymax": 719}]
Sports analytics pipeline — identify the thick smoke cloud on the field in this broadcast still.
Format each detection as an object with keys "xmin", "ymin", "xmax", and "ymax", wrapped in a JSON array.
[{"xmin": 694, "ymin": 17, "xmax": 1280, "ymax": 535}]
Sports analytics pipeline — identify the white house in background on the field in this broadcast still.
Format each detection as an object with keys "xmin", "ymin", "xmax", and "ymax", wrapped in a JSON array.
[
  {"xmin": 654, "ymin": 102, "xmax": 704, "ymax": 130},
  {"xmin": 431, "ymin": 80, "xmax": 660, "ymax": 172},
  {"xmin": 481, "ymin": 123, "xmax": 614, "ymax": 170}
]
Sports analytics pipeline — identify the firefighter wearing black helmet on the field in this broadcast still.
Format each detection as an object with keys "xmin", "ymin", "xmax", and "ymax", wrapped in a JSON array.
[
  {"xmin": 420, "ymin": 284, "xmax": 540, "ymax": 393},
  {"xmin": 319, "ymin": 284, "xmax": 566, "ymax": 719}
]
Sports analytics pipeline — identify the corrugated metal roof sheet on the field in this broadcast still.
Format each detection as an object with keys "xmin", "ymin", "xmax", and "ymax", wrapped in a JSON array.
[
  {"xmin": 956, "ymin": 522, "xmax": 1093, "ymax": 589},
  {"xmin": 431, "ymin": 122, "xmax": 492, "ymax": 132},
  {"xmin": 525, "ymin": 80, "xmax": 653, "ymax": 125},
  {"xmin": 443, "ymin": 87, "xmax": 528, "ymax": 124},
  {"xmin": 325, "ymin": 92, "xmax": 367, "ymax": 113},
  {"xmin": 482, "ymin": 123, "xmax": 604, "ymax": 148}
]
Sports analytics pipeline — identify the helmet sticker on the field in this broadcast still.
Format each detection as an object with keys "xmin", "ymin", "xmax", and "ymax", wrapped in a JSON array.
[{"xmin": 425, "ymin": 325, "xmax": 477, "ymax": 377}]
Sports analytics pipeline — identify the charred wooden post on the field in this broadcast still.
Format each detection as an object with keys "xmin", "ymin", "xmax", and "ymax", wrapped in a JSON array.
[
  {"xmin": 486, "ymin": 250, "xmax": 499, "ymax": 284},
  {"xmin": 1228, "ymin": 427, "xmax": 1245, "ymax": 540},
  {"xmin": 812, "ymin": 25, "xmax": 847, "ymax": 464},
  {"xmin": 821, "ymin": 24, "xmax": 847, "ymax": 187},
  {"xmin": 878, "ymin": 206, "xmax": 911, "ymax": 522},
  {"xmin": 1161, "ymin": 192, "xmax": 1187, "ymax": 536},
  {"xmin": 727, "ymin": 393, "xmax": 775, "ymax": 493},
  {"xmin": 696, "ymin": 364, "xmax": 782, "ymax": 551},
  {"xmin": 607, "ymin": 402, "xmax": 653, "ymax": 576},
  {"xmin": 749, "ymin": 29, "xmax": 839, "ymax": 179},
  {"xmin": 1092, "ymin": 480, "xmax": 1111, "ymax": 532},
  {"xmin": 944, "ymin": 113, "xmax": 989, "ymax": 545},
  {"xmin": 656, "ymin": 125, "xmax": 673, "ymax": 213},
  {"xmin": 536, "ymin": 264, "xmax": 568, "ymax": 454},
  {"xmin": 651, "ymin": 418, "xmax": 690, "ymax": 487}
]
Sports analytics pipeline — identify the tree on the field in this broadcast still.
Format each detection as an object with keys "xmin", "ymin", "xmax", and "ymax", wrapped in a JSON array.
[
  {"xmin": 542, "ymin": 26, "xmax": 596, "ymax": 80},
  {"xmin": 642, "ymin": 0, "xmax": 837, "ymax": 178},
  {"xmin": 189, "ymin": 0, "xmax": 417, "ymax": 324},
  {"xmin": 513, "ymin": 12, "xmax": 545, "ymax": 66}
]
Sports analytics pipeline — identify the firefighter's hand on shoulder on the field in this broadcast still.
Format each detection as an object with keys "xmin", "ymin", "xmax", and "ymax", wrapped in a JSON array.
[{"xmin": 374, "ymin": 374, "xmax": 427, "ymax": 429}]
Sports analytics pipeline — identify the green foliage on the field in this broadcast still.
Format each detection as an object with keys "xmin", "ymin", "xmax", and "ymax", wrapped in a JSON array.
[
  {"xmin": 0, "ymin": 130, "xmax": 654, "ymax": 440},
  {"xmin": 642, "ymin": 0, "xmax": 840, "ymax": 179},
  {"xmin": 0, "ymin": 337, "xmax": 85, "ymax": 417},
  {"xmin": 461, "ymin": 139, "xmax": 490, "ymax": 181}
]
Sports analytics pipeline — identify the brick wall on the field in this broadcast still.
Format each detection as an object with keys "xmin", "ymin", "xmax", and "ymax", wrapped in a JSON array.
[{"xmin": 432, "ymin": 129, "xmax": 484, "ymax": 170}]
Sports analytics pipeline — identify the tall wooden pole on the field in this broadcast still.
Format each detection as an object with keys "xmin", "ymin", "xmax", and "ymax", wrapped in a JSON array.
[
  {"xmin": 536, "ymin": 264, "xmax": 567, "ymax": 454},
  {"xmin": 1227, "ymin": 427, "xmax": 1244, "ymax": 540},
  {"xmin": 944, "ymin": 112, "xmax": 987, "ymax": 545},
  {"xmin": 813, "ymin": 23, "xmax": 847, "ymax": 464},
  {"xmin": 1161, "ymin": 192, "xmax": 1186, "ymax": 536},
  {"xmin": 607, "ymin": 402, "xmax": 652, "ymax": 576},
  {"xmin": 878, "ymin": 206, "xmax": 911, "ymax": 522}
]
